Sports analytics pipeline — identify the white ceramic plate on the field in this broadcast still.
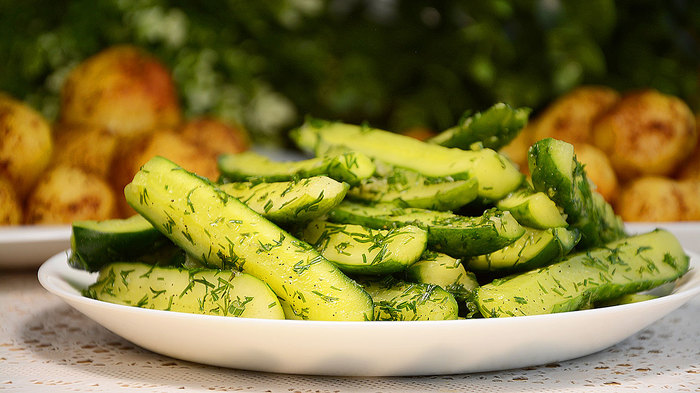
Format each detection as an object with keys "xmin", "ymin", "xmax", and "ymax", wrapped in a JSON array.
[
  {"xmin": 0, "ymin": 226, "xmax": 71, "ymax": 269},
  {"xmin": 38, "ymin": 250, "xmax": 700, "ymax": 377}
]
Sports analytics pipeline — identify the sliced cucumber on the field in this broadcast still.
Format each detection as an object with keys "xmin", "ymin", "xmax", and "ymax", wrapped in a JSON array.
[
  {"xmin": 85, "ymin": 262, "xmax": 285, "ymax": 319},
  {"xmin": 218, "ymin": 150, "xmax": 375, "ymax": 186},
  {"xmin": 328, "ymin": 201, "xmax": 525, "ymax": 257},
  {"xmin": 69, "ymin": 214, "xmax": 171, "ymax": 272},
  {"xmin": 466, "ymin": 227, "xmax": 580, "ymax": 273},
  {"xmin": 124, "ymin": 156, "xmax": 374, "ymax": 321},
  {"xmin": 219, "ymin": 176, "xmax": 348, "ymax": 225},
  {"xmin": 299, "ymin": 220, "xmax": 427, "ymax": 275},
  {"xmin": 356, "ymin": 276, "xmax": 459, "ymax": 321},
  {"xmin": 475, "ymin": 229, "xmax": 689, "ymax": 317},
  {"xmin": 291, "ymin": 119, "xmax": 524, "ymax": 200},
  {"xmin": 495, "ymin": 187, "xmax": 567, "ymax": 229},
  {"xmin": 404, "ymin": 250, "xmax": 479, "ymax": 303}
]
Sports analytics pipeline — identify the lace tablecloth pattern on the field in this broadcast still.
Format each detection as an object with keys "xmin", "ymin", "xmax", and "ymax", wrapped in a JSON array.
[{"xmin": 1, "ymin": 270, "xmax": 699, "ymax": 393}]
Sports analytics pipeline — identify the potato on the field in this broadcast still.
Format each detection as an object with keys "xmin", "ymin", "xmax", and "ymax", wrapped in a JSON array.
[
  {"xmin": 59, "ymin": 45, "xmax": 181, "ymax": 138},
  {"xmin": 111, "ymin": 129, "xmax": 219, "ymax": 216},
  {"xmin": 178, "ymin": 117, "xmax": 250, "ymax": 156},
  {"xmin": 615, "ymin": 176, "xmax": 700, "ymax": 222},
  {"xmin": 0, "ymin": 176, "xmax": 23, "ymax": 225},
  {"xmin": 52, "ymin": 123, "xmax": 118, "ymax": 177},
  {"xmin": 592, "ymin": 89, "xmax": 696, "ymax": 181},
  {"xmin": 531, "ymin": 86, "xmax": 620, "ymax": 146},
  {"xmin": 25, "ymin": 165, "xmax": 117, "ymax": 224},
  {"xmin": 675, "ymin": 113, "xmax": 700, "ymax": 181},
  {"xmin": 574, "ymin": 143, "xmax": 619, "ymax": 203},
  {"xmin": 0, "ymin": 94, "xmax": 53, "ymax": 198}
]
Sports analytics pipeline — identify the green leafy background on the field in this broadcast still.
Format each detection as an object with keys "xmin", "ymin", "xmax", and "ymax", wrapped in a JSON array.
[{"xmin": 1, "ymin": 0, "xmax": 697, "ymax": 144}]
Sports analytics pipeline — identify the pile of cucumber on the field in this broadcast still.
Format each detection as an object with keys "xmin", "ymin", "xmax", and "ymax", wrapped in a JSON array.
[{"xmin": 70, "ymin": 104, "xmax": 690, "ymax": 321}]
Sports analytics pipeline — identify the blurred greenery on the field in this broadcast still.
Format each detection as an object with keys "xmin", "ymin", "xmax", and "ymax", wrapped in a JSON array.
[{"xmin": 0, "ymin": 0, "xmax": 697, "ymax": 145}]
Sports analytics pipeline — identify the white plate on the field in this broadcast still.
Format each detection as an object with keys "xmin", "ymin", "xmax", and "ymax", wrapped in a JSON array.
[
  {"xmin": 38, "ymin": 250, "xmax": 700, "ymax": 377},
  {"xmin": 0, "ymin": 226, "xmax": 71, "ymax": 268}
]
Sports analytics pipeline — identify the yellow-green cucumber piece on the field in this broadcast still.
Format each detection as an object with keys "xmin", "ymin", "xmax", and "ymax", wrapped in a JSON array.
[
  {"xmin": 328, "ymin": 201, "xmax": 525, "ymax": 257},
  {"xmin": 124, "ymin": 156, "xmax": 374, "ymax": 321},
  {"xmin": 356, "ymin": 276, "xmax": 459, "ymax": 321},
  {"xmin": 595, "ymin": 293, "xmax": 659, "ymax": 308},
  {"xmin": 467, "ymin": 227, "xmax": 580, "ymax": 273},
  {"xmin": 299, "ymin": 220, "xmax": 427, "ymax": 275},
  {"xmin": 291, "ymin": 120, "xmax": 524, "ymax": 200},
  {"xmin": 218, "ymin": 150, "xmax": 375, "ymax": 186},
  {"xmin": 219, "ymin": 176, "xmax": 349, "ymax": 225},
  {"xmin": 69, "ymin": 214, "xmax": 172, "ymax": 272},
  {"xmin": 528, "ymin": 138, "xmax": 625, "ymax": 248},
  {"xmin": 84, "ymin": 262, "xmax": 285, "ymax": 319},
  {"xmin": 496, "ymin": 187, "xmax": 567, "ymax": 229},
  {"xmin": 404, "ymin": 250, "xmax": 479, "ymax": 303},
  {"xmin": 475, "ymin": 229, "xmax": 689, "ymax": 317},
  {"xmin": 348, "ymin": 169, "xmax": 478, "ymax": 211}
]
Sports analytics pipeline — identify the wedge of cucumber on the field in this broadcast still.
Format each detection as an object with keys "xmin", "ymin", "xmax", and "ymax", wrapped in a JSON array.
[
  {"xmin": 495, "ymin": 187, "xmax": 567, "ymax": 229},
  {"xmin": 404, "ymin": 250, "xmax": 479, "ymax": 303},
  {"xmin": 124, "ymin": 156, "xmax": 374, "ymax": 321}
]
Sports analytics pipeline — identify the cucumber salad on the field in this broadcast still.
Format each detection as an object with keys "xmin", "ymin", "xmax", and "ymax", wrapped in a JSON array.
[{"xmin": 70, "ymin": 104, "xmax": 690, "ymax": 321}]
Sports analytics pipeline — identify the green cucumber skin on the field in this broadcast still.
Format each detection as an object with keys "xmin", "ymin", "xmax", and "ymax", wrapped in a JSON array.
[
  {"xmin": 328, "ymin": 202, "xmax": 525, "ymax": 258},
  {"xmin": 475, "ymin": 229, "xmax": 689, "ymax": 318},
  {"xmin": 356, "ymin": 276, "xmax": 459, "ymax": 321},
  {"xmin": 299, "ymin": 220, "xmax": 427, "ymax": 275},
  {"xmin": 349, "ymin": 176, "xmax": 478, "ymax": 211},
  {"xmin": 528, "ymin": 138, "xmax": 625, "ymax": 248},
  {"xmin": 404, "ymin": 250, "xmax": 479, "ymax": 303},
  {"xmin": 219, "ymin": 176, "xmax": 349, "ymax": 225},
  {"xmin": 85, "ymin": 262, "xmax": 285, "ymax": 319},
  {"xmin": 291, "ymin": 120, "xmax": 524, "ymax": 200},
  {"xmin": 69, "ymin": 215, "xmax": 171, "ymax": 272},
  {"xmin": 467, "ymin": 227, "xmax": 580, "ymax": 274},
  {"xmin": 124, "ymin": 156, "xmax": 374, "ymax": 322},
  {"xmin": 218, "ymin": 150, "xmax": 375, "ymax": 186}
]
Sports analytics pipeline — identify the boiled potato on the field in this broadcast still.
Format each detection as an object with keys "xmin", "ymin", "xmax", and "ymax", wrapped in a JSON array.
[
  {"xmin": 615, "ymin": 176, "xmax": 700, "ymax": 222},
  {"xmin": 111, "ymin": 129, "xmax": 219, "ymax": 216},
  {"xmin": 592, "ymin": 89, "xmax": 696, "ymax": 181},
  {"xmin": 0, "ymin": 94, "xmax": 53, "ymax": 198},
  {"xmin": 52, "ymin": 123, "xmax": 118, "ymax": 178},
  {"xmin": 574, "ymin": 143, "xmax": 619, "ymax": 203},
  {"xmin": 178, "ymin": 117, "xmax": 249, "ymax": 156},
  {"xmin": 675, "ymin": 113, "xmax": 700, "ymax": 181},
  {"xmin": 25, "ymin": 165, "xmax": 117, "ymax": 224},
  {"xmin": 0, "ymin": 176, "xmax": 23, "ymax": 225},
  {"xmin": 531, "ymin": 86, "xmax": 620, "ymax": 146},
  {"xmin": 59, "ymin": 45, "xmax": 181, "ymax": 138}
]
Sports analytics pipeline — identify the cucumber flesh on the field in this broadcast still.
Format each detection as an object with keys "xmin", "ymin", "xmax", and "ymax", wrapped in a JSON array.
[
  {"xmin": 404, "ymin": 250, "xmax": 479, "ymax": 303},
  {"xmin": 496, "ymin": 187, "xmax": 567, "ymax": 229}
]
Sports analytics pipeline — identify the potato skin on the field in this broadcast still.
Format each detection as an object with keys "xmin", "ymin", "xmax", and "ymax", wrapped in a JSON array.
[
  {"xmin": 592, "ymin": 89, "xmax": 696, "ymax": 181},
  {"xmin": 531, "ymin": 86, "xmax": 620, "ymax": 146},
  {"xmin": 52, "ymin": 123, "xmax": 118, "ymax": 178},
  {"xmin": 675, "ymin": 113, "xmax": 700, "ymax": 181},
  {"xmin": 178, "ymin": 117, "xmax": 250, "ymax": 156},
  {"xmin": 59, "ymin": 45, "xmax": 181, "ymax": 138},
  {"xmin": 615, "ymin": 176, "xmax": 700, "ymax": 222},
  {"xmin": 0, "ymin": 176, "xmax": 23, "ymax": 225},
  {"xmin": 0, "ymin": 94, "xmax": 53, "ymax": 198},
  {"xmin": 574, "ymin": 143, "xmax": 619, "ymax": 204},
  {"xmin": 25, "ymin": 165, "xmax": 117, "ymax": 224}
]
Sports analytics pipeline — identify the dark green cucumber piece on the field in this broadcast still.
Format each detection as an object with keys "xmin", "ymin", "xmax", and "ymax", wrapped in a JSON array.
[
  {"xmin": 218, "ymin": 150, "xmax": 375, "ymax": 186},
  {"xmin": 124, "ymin": 156, "xmax": 374, "ymax": 321},
  {"xmin": 528, "ymin": 138, "xmax": 625, "ymax": 248},
  {"xmin": 348, "ymin": 168, "xmax": 478, "ymax": 211},
  {"xmin": 299, "ymin": 220, "xmax": 427, "ymax": 275},
  {"xmin": 356, "ymin": 276, "xmax": 459, "ymax": 321},
  {"xmin": 219, "ymin": 176, "xmax": 348, "ymax": 225},
  {"xmin": 328, "ymin": 201, "xmax": 525, "ymax": 258},
  {"xmin": 428, "ymin": 103, "xmax": 531, "ymax": 151},
  {"xmin": 69, "ymin": 214, "xmax": 172, "ymax": 272},
  {"xmin": 495, "ymin": 187, "xmax": 567, "ymax": 229},
  {"xmin": 404, "ymin": 250, "xmax": 479, "ymax": 303},
  {"xmin": 467, "ymin": 227, "xmax": 580, "ymax": 273},
  {"xmin": 291, "ymin": 119, "xmax": 524, "ymax": 200},
  {"xmin": 84, "ymin": 262, "xmax": 285, "ymax": 319},
  {"xmin": 475, "ymin": 229, "xmax": 689, "ymax": 317}
]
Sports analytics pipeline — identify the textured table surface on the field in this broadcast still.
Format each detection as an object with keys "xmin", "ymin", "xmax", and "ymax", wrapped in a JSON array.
[{"xmin": 1, "ymin": 269, "xmax": 699, "ymax": 393}]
